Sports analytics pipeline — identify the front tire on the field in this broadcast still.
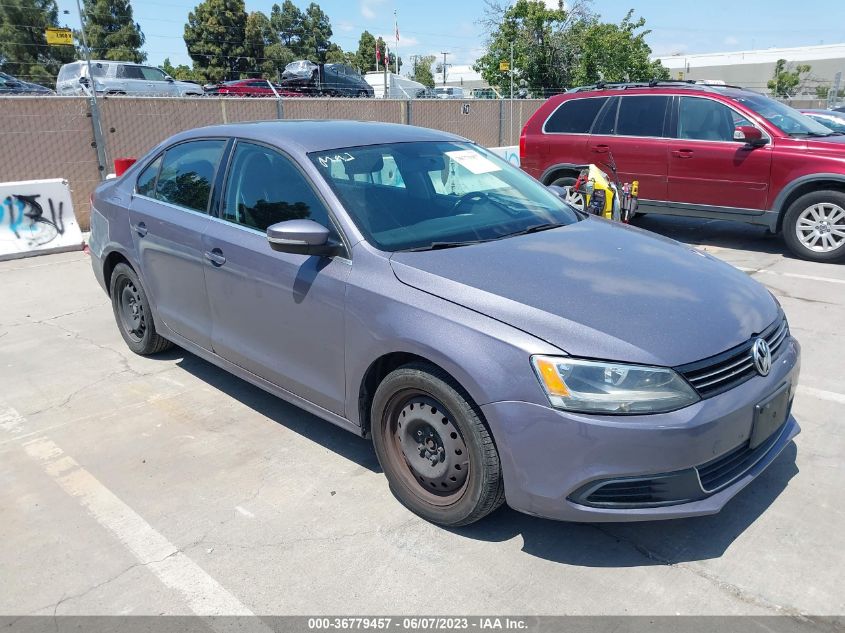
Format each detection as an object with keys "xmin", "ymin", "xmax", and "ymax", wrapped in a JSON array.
[
  {"xmin": 783, "ymin": 190, "xmax": 845, "ymax": 262},
  {"xmin": 371, "ymin": 363, "xmax": 505, "ymax": 526},
  {"xmin": 109, "ymin": 263, "xmax": 173, "ymax": 355}
]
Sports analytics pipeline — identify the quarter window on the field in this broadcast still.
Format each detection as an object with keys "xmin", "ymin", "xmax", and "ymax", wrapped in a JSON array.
[
  {"xmin": 678, "ymin": 97, "xmax": 753, "ymax": 142},
  {"xmin": 223, "ymin": 142, "xmax": 333, "ymax": 232},
  {"xmin": 545, "ymin": 97, "xmax": 608, "ymax": 134},
  {"xmin": 616, "ymin": 96, "xmax": 669, "ymax": 137},
  {"xmin": 136, "ymin": 155, "xmax": 161, "ymax": 197},
  {"xmin": 155, "ymin": 140, "xmax": 226, "ymax": 213}
]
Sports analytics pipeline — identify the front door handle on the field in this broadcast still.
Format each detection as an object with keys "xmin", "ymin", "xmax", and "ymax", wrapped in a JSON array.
[
  {"xmin": 591, "ymin": 144, "xmax": 609, "ymax": 154},
  {"xmin": 672, "ymin": 149, "xmax": 694, "ymax": 159},
  {"xmin": 133, "ymin": 221, "xmax": 148, "ymax": 237},
  {"xmin": 204, "ymin": 248, "xmax": 226, "ymax": 267}
]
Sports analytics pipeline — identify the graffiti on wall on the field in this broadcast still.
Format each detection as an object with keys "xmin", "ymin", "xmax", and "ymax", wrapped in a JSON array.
[
  {"xmin": 0, "ymin": 179, "xmax": 83, "ymax": 261},
  {"xmin": 1, "ymin": 194, "xmax": 67, "ymax": 247}
]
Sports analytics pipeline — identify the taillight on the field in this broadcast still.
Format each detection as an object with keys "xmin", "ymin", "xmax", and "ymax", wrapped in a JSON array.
[{"xmin": 519, "ymin": 128, "xmax": 527, "ymax": 160}]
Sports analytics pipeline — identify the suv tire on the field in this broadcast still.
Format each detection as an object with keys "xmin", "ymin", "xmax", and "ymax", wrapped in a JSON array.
[
  {"xmin": 371, "ymin": 363, "xmax": 505, "ymax": 526},
  {"xmin": 549, "ymin": 176, "xmax": 585, "ymax": 211},
  {"xmin": 783, "ymin": 190, "xmax": 845, "ymax": 263}
]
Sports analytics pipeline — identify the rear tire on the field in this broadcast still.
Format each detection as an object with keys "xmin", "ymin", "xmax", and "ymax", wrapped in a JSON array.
[
  {"xmin": 109, "ymin": 263, "xmax": 173, "ymax": 355},
  {"xmin": 782, "ymin": 190, "xmax": 845, "ymax": 262},
  {"xmin": 371, "ymin": 363, "xmax": 505, "ymax": 526}
]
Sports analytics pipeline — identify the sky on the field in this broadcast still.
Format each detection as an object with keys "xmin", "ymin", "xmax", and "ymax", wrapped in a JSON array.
[{"xmin": 53, "ymin": 0, "xmax": 845, "ymax": 70}]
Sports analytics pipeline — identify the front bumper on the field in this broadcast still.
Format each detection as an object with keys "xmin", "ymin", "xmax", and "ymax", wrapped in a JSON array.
[{"xmin": 481, "ymin": 337, "xmax": 801, "ymax": 522}]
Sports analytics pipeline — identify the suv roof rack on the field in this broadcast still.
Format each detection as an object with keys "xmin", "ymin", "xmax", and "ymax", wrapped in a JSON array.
[{"xmin": 566, "ymin": 80, "xmax": 744, "ymax": 93}]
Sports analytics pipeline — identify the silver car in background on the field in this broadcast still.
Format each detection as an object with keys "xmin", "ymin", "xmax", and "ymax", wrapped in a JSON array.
[{"xmin": 56, "ymin": 60, "xmax": 204, "ymax": 97}]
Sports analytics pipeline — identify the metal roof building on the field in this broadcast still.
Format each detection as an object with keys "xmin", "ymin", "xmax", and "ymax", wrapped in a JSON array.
[{"xmin": 657, "ymin": 43, "xmax": 845, "ymax": 97}]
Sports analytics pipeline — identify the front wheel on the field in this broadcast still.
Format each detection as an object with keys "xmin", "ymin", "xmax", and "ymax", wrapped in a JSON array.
[
  {"xmin": 782, "ymin": 190, "xmax": 845, "ymax": 262},
  {"xmin": 371, "ymin": 364, "xmax": 505, "ymax": 526}
]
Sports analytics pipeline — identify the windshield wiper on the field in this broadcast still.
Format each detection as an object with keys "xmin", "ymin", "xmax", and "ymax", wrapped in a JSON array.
[
  {"xmin": 502, "ymin": 222, "xmax": 568, "ymax": 238},
  {"xmin": 401, "ymin": 239, "xmax": 489, "ymax": 252}
]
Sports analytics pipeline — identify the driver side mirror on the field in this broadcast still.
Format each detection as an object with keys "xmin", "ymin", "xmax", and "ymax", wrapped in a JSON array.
[
  {"xmin": 267, "ymin": 219, "xmax": 342, "ymax": 257},
  {"xmin": 734, "ymin": 125, "xmax": 767, "ymax": 148}
]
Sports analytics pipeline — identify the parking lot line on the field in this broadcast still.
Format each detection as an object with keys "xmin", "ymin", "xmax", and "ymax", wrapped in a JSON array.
[
  {"xmin": 1, "ymin": 400, "xmax": 259, "ymax": 620},
  {"xmin": 798, "ymin": 386, "xmax": 845, "ymax": 405},
  {"xmin": 737, "ymin": 267, "xmax": 845, "ymax": 285}
]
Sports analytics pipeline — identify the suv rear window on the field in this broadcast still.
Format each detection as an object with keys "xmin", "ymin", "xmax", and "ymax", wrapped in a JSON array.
[
  {"xmin": 544, "ymin": 97, "xmax": 608, "ymax": 134},
  {"xmin": 616, "ymin": 95, "xmax": 670, "ymax": 137}
]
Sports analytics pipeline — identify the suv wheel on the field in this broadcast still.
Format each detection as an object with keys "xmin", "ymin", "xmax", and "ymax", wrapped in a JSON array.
[
  {"xmin": 371, "ymin": 363, "xmax": 505, "ymax": 526},
  {"xmin": 783, "ymin": 190, "xmax": 845, "ymax": 262},
  {"xmin": 549, "ymin": 176, "xmax": 584, "ymax": 210}
]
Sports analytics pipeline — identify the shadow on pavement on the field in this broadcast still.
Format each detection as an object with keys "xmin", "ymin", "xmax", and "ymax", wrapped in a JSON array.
[
  {"xmin": 151, "ymin": 317, "xmax": 798, "ymax": 568},
  {"xmin": 451, "ymin": 442, "xmax": 798, "ymax": 566},
  {"xmin": 633, "ymin": 214, "xmax": 791, "ymax": 257},
  {"xmin": 159, "ymin": 349, "xmax": 383, "ymax": 474}
]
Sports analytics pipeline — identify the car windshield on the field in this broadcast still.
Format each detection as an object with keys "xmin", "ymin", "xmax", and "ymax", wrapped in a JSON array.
[
  {"xmin": 729, "ymin": 92, "xmax": 835, "ymax": 137},
  {"xmin": 804, "ymin": 112, "xmax": 845, "ymax": 134},
  {"xmin": 309, "ymin": 141, "xmax": 581, "ymax": 252}
]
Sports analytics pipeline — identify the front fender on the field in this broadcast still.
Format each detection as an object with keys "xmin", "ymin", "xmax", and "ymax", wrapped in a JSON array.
[
  {"xmin": 343, "ymin": 249, "xmax": 560, "ymax": 426},
  {"xmin": 770, "ymin": 172, "xmax": 845, "ymax": 213}
]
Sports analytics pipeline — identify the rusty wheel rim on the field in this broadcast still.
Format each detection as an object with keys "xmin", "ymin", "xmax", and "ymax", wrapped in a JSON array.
[
  {"xmin": 383, "ymin": 390, "xmax": 470, "ymax": 506},
  {"xmin": 117, "ymin": 277, "xmax": 146, "ymax": 342}
]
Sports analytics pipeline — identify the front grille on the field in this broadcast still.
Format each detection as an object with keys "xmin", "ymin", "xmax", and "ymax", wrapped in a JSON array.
[
  {"xmin": 576, "ymin": 468, "xmax": 706, "ymax": 508},
  {"xmin": 678, "ymin": 314, "xmax": 789, "ymax": 398},
  {"xmin": 585, "ymin": 480, "xmax": 662, "ymax": 505},
  {"xmin": 696, "ymin": 419, "xmax": 788, "ymax": 492}
]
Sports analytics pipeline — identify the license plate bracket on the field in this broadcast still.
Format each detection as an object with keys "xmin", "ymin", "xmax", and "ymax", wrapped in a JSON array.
[{"xmin": 750, "ymin": 383, "xmax": 790, "ymax": 449}]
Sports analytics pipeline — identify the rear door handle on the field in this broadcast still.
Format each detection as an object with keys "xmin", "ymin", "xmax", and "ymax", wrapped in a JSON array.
[
  {"xmin": 591, "ymin": 144, "xmax": 609, "ymax": 154},
  {"xmin": 204, "ymin": 248, "xmax": 226, "ymax": 267},
  {"xmin": 672, "ymin": 149, "xmax": 694, "ymax": 159},
  {"xmin": 133, "ymin": 221, "xmax": 148, "ymax": 237}
]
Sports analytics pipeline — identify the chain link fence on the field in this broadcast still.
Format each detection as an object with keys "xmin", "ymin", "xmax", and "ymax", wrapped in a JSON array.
[{"xmin": 0, "ymin": 95, "xmax": 545, "ymax": 229}]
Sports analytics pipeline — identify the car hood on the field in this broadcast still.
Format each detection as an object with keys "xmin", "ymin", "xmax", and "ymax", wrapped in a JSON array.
[{"xmin": 389, "ymin": 218, "xmax": 779, "ymax": 367}]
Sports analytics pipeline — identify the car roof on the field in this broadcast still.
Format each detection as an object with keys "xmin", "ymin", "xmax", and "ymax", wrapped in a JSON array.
[{"xmin": 170, "ymin": 120, "xmax": 467, "ymax": 153}]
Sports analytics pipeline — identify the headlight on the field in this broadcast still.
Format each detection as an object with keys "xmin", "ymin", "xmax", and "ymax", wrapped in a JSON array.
[{"xmin": 531, "ymin": 356, "xmax": 700, "ymax": 415}]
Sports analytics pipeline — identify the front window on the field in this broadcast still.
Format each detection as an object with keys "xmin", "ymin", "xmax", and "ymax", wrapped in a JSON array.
[
  {"xmin": 677, "ymin": 97, "xmax": 754, "ymax": 142},
  {"xmin": 310, "ymin": 142, "xmax": 581, "ymax": 252},
  {"xmin": 728, "ymin": 92, "xmax": 835, "ymax": 137}
]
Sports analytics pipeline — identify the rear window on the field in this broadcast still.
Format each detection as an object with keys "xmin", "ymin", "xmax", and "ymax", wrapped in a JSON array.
[
  {"xmin": 544, "ymin": 97, "xmax": 608, "ymax": 134},
  {"xmin": 616, "ymin": 96, "xmax": 670, "ymax": 137}
]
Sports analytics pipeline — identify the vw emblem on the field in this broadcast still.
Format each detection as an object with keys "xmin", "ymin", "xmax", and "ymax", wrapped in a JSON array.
[{"xmin": 752, "ymin": 338, "xmax": 772, "ymax": 376}]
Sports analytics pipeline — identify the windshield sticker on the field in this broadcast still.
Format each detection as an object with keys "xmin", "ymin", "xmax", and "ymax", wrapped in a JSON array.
[
  {"xmin": 445, "ymin": 150, "xmax": 500, "ymax": 175},
  {"xmin": 317, "ymin": 153, "xmax": 355, "ymax": 168}
]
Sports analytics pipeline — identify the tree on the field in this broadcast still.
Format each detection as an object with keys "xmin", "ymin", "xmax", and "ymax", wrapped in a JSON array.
[
  {"xmin": 270, "ymin": 0, "xmax": 305, "ymax": 55},
  {"xmin": 301, "ymin": 2, "xmax": 332, "ymax": 61},
  {"xmin": 81, "ymin": 0, "xmax": 145, "ymax": 63},
  {"xmin": 474, "ymin": 0, "xmax": 667, "ymax": 96},
  {"xmin": 354, "ymin": 30, "xmax": 378, "ymax": 72},
  {"xmin": 569, "ymin": 10, "xmax": 669, "ymax": 86},
  {"xmin": 815, "ymin": 85, "xmax": 844, "ymax": 100},
  {"xmin": 0, "ymin": 0, "xmax": 76, "ymax": 87},
  {"xmin": 767, "ymin": 59, "xmax": 811, "ymax": 98},
  {"xmin": 184, "ymin": 0, "xmax": 247, "ymax": 82},
  {"xmin": 244, "ymin": 10, "xmax": 278, "ymax": 77},
  {"xmin": 410, "ymin": 54, "xmax": 435, "ymax": 88},
  {"xmin": 161, "ymin": 57, "xmax": 202, "ymax": 82}
]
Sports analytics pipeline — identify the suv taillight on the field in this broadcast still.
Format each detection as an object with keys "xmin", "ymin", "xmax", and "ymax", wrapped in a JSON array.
[{"xmin": 519, "ymin": 128, "xmax": 527, "ymax": 159}]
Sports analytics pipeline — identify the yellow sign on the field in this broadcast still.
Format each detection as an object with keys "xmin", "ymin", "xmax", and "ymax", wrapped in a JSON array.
[
  {"xmin": 499, "ymin": 61, "xmax": 510, "ymax": 72},
  {"xmin": 676, "ymin": 71, "xmax": 684, "ymax": 80},
  {"xmin": 46, "ymin": 28, "xmax": 73, "ymax": 46}
]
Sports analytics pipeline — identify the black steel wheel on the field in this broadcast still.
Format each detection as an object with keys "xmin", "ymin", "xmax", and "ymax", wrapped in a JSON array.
[
  {"xmin": 109, "ymin": 263, "xmax": 173, "ymax": 355},
  {"xmin": 371, "ymin": 363, "xmax": 505, "ymax": 526}
]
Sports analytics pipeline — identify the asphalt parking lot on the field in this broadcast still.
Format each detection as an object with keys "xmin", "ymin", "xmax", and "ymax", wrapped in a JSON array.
[{"xmin": 1, "ymin": 215, "xmax": 843, "ymax": 617}]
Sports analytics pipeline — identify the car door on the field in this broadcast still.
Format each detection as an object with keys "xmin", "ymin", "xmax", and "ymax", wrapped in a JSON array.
[
  {"xmin": 541, "ymin": 96, "xmax": 608, "ymax": 181},
  {"xmin": 667, "ymin": 96, "xmax": 773, "ymax": 211},
  {"xmin": 129, "ymin": 139, "xmax": 228, "ymax": 350},
  {"xmin": 201, "ymin": 140, "xmax": 350, "ymax": 414},
  {"xmin": 115, "ymin": 64, "xmax": 148, "ymax": 94},
  {"xmin": 140, "ymin": 66, "xmax": 179, "ymax": 96},
  {"xmin": 587, "ymin": 95, "xmax": 671, "ymax": 204}
]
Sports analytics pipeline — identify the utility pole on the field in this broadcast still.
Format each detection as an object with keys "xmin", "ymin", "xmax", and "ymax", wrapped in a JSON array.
[
  {"xmin": 441, "ymin": 52, "xmax": 449, "ymax": 85},
  {"xmin": 509, "ymin": 41, "xmax": 514, "ymax": 145},
  {"xmin": 75, "ymin": 0, "xmax": 108, "ymax": 179}
]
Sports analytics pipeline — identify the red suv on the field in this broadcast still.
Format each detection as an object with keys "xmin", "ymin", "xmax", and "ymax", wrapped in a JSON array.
[{"xmin": 520, "ymin": 82, "xmax": 845, "ymax": 262}]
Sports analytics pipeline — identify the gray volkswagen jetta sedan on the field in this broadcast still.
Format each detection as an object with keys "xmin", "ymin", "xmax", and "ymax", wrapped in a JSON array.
[{"xmin": 89, "ymin": 120, "xmax": 800, "ymax": 526}]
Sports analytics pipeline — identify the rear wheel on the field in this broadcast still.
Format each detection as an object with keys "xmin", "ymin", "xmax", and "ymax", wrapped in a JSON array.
[
  {"xmin": 371, "ymin": 363, "xmax": 505, "ymax": 526},
  {"xmin": 549, "ymin": 176, "xmax": 584, "ymax": 211},
  {"xmin": 783, "ymin": 190, "xmax": 845, "ymax": 262},
  {"xmin": 109, "ymin": 263, "xmax": 173, "ymax": 355}
]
